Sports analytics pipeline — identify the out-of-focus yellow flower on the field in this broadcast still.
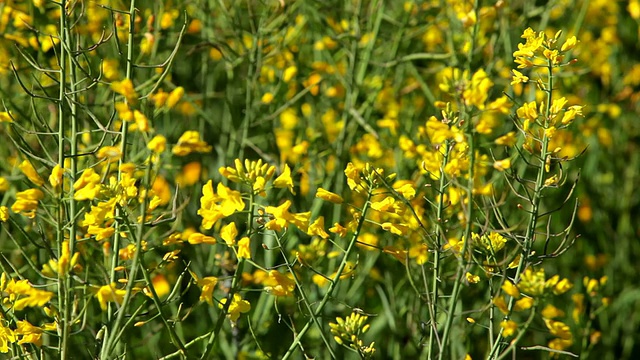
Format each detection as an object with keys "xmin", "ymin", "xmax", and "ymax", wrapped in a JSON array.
[
  {"xmin": 329, "ymin": 223, "xmax": 347, "ymax": 237},
  {"xmin": 466, "ymin": 272, "xmax": 480, "ymax": 284},
  {"xmin": 510, "ymin": 69, "xmax": 529, "ymax": 85},
  {"xmin": 502, "ymin": 280, "xmax": 521, "ymax": 298},
  {"xmin": 96, "ymin": 146, "xmax": 122, "ymax": 161},
  {"xmin": 177, "ymin": 161, "xmax": 202, "ymax": 186},
  {"xmin": 495, "ymin": 132, "xmax": 517, "ymax": 147},
  {"xmin": 261, "ymin": 92, "xmax": 275, "ymax": 104},
  {"xmin": 166, "ymin": 87, "xmax": 184, "ymax": 109},
  {"xmin": 101, "ymin": 59, "xmax": 120, "ymax": 81},
  {"xmin": 541, "ymin": 304, "xmax": 565, "ymax": 319},
  {"xmin": 493, "ymin": 159, "xmax": 511, "ymax": 171},
  {"xmin": 0, "ymin": 111, "xmax": 14, "ymax": 123},
  {"xmin": 500, "ymin": 320, "xmax": 518, "ymax": 337},
  {"xmin": 0, "ymin": 177, "xmax": 9, "ymax": 192},
  {"xmin": 172, "ymin": 131, "xmax": 212, "ymax": 156},
  {"xmin": 143, "ymin": 274, "xmax": 171, "ymax": 299},
  {"xmin": 282, "ymin": 66, "xmax": 298, "ymax": 83},
  {"xmin": 0, "ymin": 206, "xmax": 9, "ymax": 222},
  {"xmin": 147, "ymin": 135, "xmax": 167, "ymax": 153},
  {"xmin": 111, "ymin": 79, "xmax": 138, "ymax": 105}
]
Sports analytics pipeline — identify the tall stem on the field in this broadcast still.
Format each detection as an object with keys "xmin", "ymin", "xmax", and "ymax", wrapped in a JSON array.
[
  {"xmin": 281, "ymin": 191, "xmax": 373, "ymax": 360},
  {"xmin": 487, "ymin": 58, "xmax": 554, "ymax": 360}
]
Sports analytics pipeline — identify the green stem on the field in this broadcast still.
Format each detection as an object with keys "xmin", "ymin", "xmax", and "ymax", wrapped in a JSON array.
[
  {"xmin": 281, "ymin": 191, "xmax": 373, "ymax": 360},
  {"xmin": 107, "ymin": 0, "xmax": 136, "ymax": 322},
  {"xmin": 437, "ymin": 0, "xmax": 480, "ymax": 352},
  {"xmin": 427, "ymin": 141, "xmax": 451, "ymax": 358},
  {"xmin": 103, "ymin": 0, "xmax": 136, "ymax": 356},
  {"xmin": 487, "ymin": 58, "xmax": 554, "ymax": 360},
  {"xmin": 275, "ymin": 234, "xmax": 337, "ymax": 359},
  {"xmin": 438, "ymin": 128, "xmax": 475, "ymax": 360}
]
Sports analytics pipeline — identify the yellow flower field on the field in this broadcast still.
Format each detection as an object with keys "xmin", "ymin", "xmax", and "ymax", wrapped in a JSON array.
[{"xmin": 0, "ymin": 0, "xmax": 637, "ymax": 359}]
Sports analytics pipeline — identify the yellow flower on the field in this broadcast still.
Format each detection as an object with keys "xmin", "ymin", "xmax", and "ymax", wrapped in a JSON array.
[
  {"xmin": 73, "ymin": 168, "xmax": 101, "ymax": 201},
  {"xmin": 554, "ymin": 278, "xmax": 573, "ymax": 295},
  {"xmin": 197, "ymin": 276, "xmax": 218, "ymax": 305},
  {"xmin": 381, "ymin": 222, "xmax": 407, "ymax": 236},
  {"xmin": 493, "ymin": 295, "xmax": 508, "ymax": 314},
  {"xmin": 0, "ymin": 111, "xmax": 14, "ymax": 123},
  {"xmin": 283, "ymin": 66, "xmax": 298, "ymax": 83},
  {"xmin": 518, "ymin": 268, "xmax": 546, "ymax": 296},
  {"xmin": 219, "ymin": 293, "xmax": 251, "ymax": 321},
  {"xmin": 502, "ymin": 280, "xmax": 521, "ymax": 298},
  {"xmin": 197, "ymin": 181, "xmax": 245, "ymax": 229},
  {"xmin": 19, "ymin": 160, "xmax": 44, "ymax": 186},
  {"xmin": 166, "ymin": 86, "xmax": 185, "ymax": 109},
  {"xmin": 187, "ymin": 232, "xmax": 217, "ymax": 245},
  {"xmin": 48, "ymin": 164, "xmax": 64, "ymax": 191},
  {"xmin": 493, "ymin": 159, "xmax": 511, "ymax": 171},
  {"xmin": 11, "ymin": 188, "xmax": 45, "ymax": 218},
  {"xmin": 111, "ymin": 79, "xmax": 138, "ymax": 104},
  {"xmin": 495, "ymin": 132, "xmax": 517, "ymax": 147},
  {"xmin": 510, "ymin": 69, "xmax": 529, "ymax": 85},
  {"xmin": 544, "ymin": 319, "xmax": 572, "ymax": 340},
  {"xmin": 0, "ymin": 206, "xmax": 9, "ymax": 222},
  {"xmin": 329, "ymin": 223, "xmax": 348, "ymax": 237},
  {"xmin": 87, "ymin": 226, "xmax": 115, "ymax": 241},
  {"xmin": 147, "ymin": 135, "xmax": 167, "ymax": 153},
  {"xmin": 0, "ymin": 177, "xmax": 9, "ymax": 192},
  {"xmin": 316, "ymin": 188, "xmax": 344, "ymax": 204},
  {"xmin": 220, "ymin": 222, "xmax": 238, "ymax": 246},
  {"xmin": 96, "ymin": 146, "xmax": 122, "ymax": 161},
  {"xmin": 561, "ymin": 36, "xmax": 578, "ymax": 52},
  {"xmin": 466, "ymin": 272, "xmax": 480, "ymax": 284},
  {"xmin": 237, "ymin": 237, "xmax": 251, "ymax": 259},
  {"xmin": 500, "ymin": 320, "xmax": 518, "ymax": 337},
  {"xmin": 0, "ymin": 323, "xmax": 15, "ymax": 353},
  {"xmin": 0, "ymin": 206, "xmax": 8, "ymax": 222},
  {"xmin": 516, "ymin": 101, "xmax": 538, "ymax": 123},
  {"xmin": 1, "ymin": 277, "xmax": 54, "ymax": 311},
  {"xmin": 273, "ymin": 164, "xmax": 295, "ymax": 194},
  {"xmin": 172, "ymin": 131, "xmax": 212, "ymax": 156},
  {"xmin": 264, "ymin": 200, "xmax": 310, "ymax": 232},
  {"xmin": 261, "ymin": 92, "xmax": 275, "ymax": 104},
  {"xmin": 307, "ymin": 216, "xmax": 329, "ymax": 239},
  {"xmin": 514, "ymin": 297, "xmax": 534, "ymax": 311},
  {"xmin": 95, "ymin": 283, "xmax": 126, "ymax": 311},
  {"xmin": 264, "ymin": 270, "xmax": 295, "ymax": 296},
  {"xmin": 15, "ymin": 320, "xmax": 43, "ymax": 346},
  {"xmin": 541, "ymin": 304, "xmax": 565, "ymax": 319}
]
